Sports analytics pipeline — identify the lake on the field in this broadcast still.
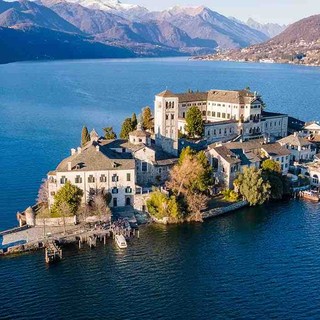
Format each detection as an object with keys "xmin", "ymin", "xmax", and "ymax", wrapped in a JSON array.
[{"xmin": 0, "ymin": 58, "xmax": 320, "ymax": 319}]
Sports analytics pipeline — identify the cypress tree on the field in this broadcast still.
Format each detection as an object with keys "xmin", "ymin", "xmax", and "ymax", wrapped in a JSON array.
[
  {"xmin": 142, "ymin": 106, "xmax": 153, "ymax": 131},
  {"xmin": 81, "ymin": 126, "xmax": 90, "ymax": 146},
  {"xmin": 120, "ymin": 118, "xmax": 134, "ymax": 139},
  {"xmin": 131, "ymin": 113, "xmax": 138, "ymax": 130}
]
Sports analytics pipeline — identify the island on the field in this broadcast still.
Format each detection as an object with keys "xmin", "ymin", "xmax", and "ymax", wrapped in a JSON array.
[{"xmin": 1, "ymin": 88, "xmax": 320, "ymax": 260}]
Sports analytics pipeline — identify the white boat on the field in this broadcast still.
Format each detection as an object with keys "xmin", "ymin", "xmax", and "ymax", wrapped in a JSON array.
[{"xmin": 115, "ymin": 234, "xmax": 127, "ymax": 249}]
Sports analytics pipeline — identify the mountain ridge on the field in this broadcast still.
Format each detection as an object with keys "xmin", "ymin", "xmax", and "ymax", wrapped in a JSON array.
[{"xmin": 194, "ymin": 14, "xmax": 320, "ymax": 66}]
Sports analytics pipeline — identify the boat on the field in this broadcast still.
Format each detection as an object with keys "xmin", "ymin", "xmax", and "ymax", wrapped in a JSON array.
[
  {"xmin": 300, "ymin": 190, "xmax": 320, "ymax": 202},
  {"xmin": 115, "ymin": 234, "xmax": 127, "ymax": 249}
]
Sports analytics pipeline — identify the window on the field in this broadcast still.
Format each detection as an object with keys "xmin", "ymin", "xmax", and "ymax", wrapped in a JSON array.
[
  {"xmin": 141, "ymin": 162, "xmax": 148, "ymax": 172},
  {"xmin": 100, "ymin": 174, "xmax": 107, "ymax": 182},
  {"xmin": 60, "ymin": 176, "xmax": 67, "ymax": 184},
  {"xmin": 126, "ymin": 173, "xmax": 131, "ymax": 182},
  {"xmin": 171, "ymin": 114, "xmax": 174, "ymax": 120},
  {"xmin": 222, "ymin": 113, "xmax": 226, "ymax": 118},
  {"xmin": 112, "ymin": 174, "xmax": 119, "ymax": 182},
  {"xmin": 125, "ymin": 186, "xmax": 132, "ymax": 193},
  {"xmin": 166, "ymin": 114, "xmax": 169, "ymax": 120},
  {"xmin": 217, "ymin": 112, "xmax": 221, "ymax": 118},
  {"xmin": 75, "ymin": 175, "xmax": 82, "ymax": 184},
  {"xmin": 202, "ymin": 111, "xmax": 206, "ymax": 116},
  {"xmin": 182, "ymin": 112, "xmax": 185, "ymax": 118},
  {"xmin": 88, "ymin": 175, "xmax": 95, "ymax": 183},
  {"xmin": 112, "ymin": 187, "xmax": 118, "ymax": 194},
  {"xmin": 312, "ymin": 175, "xmax": 319, "ymax": 184},
  {"xmin": 50, "ymin": 191, "xmax": 55, "ymax": 196},
  {"xmin": 212, "ymin": 112, "xmax": 216, "ymax": 117}
]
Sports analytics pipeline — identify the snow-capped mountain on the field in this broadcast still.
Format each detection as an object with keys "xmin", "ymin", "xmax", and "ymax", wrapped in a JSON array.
[{"xmin": 38, "ymin": 0, "xmax": 148, "ymax": 18}]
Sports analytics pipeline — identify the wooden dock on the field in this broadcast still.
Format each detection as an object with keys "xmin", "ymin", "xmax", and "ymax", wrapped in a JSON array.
[
  {"xmin": 1, "ymin": 219, "xmax": 140, "ymax": 263},
  {"xmin": 44, "ymin": 241, "xmax": 62, "ymax": 264}
]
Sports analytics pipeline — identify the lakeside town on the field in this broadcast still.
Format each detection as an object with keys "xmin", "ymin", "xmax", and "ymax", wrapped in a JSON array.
[{"xmin": 1, "ymin": 87, "xmax": 320, "ymax": 259}]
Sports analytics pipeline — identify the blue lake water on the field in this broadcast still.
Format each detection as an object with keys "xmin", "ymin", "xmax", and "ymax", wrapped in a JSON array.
[{"xmin": 0, "ymin": 58, "xmax": 320, "ymax": 319}]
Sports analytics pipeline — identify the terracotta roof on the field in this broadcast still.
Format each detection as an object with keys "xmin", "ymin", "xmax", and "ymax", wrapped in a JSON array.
[
  {"xmin": 156, "ymin": 90, "xmax": 177, "ymax": 97},
  {"xmin": 278, "ymin": 134, "xmax": 314, "ymax": 147}
]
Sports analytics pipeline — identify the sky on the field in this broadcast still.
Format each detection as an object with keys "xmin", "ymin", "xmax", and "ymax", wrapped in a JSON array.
[{"xmin": 128, "ymin": 0, "xmax": 320, "ymax": 24}]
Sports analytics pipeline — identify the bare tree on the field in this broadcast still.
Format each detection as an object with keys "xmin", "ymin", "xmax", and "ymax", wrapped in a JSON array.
[
  {"xmin": 93, "ymin": 193, "xmax": 111, "ymax": 222},
  {"xmin": 185, "ymin": 192, "xmax": 209, "ymax": 222},
  {"xmin": 36, "ymin": 179, "xmax": 49, "ymax": 204},
  {"xmin": 37, "ymin": 206, "xmax": 51, "ymax": 237},
  {"xmin": 166, "ymin": 156, "xmax": 202, "ymax": 196},
  {"xmin": 58, "ymin": 201, "xmax": 72, "ymax": 234}
]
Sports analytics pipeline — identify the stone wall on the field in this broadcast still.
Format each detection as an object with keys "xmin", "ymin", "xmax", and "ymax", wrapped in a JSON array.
[
  {"xmin": 201, "ymin": 201, "xmax": 248, "ymax": 220},
  {"xmin": 35, "ymin": 216, "xmax": 77, "ymax": 226}
]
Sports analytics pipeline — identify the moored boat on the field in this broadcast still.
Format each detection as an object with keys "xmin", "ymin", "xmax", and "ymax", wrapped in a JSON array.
[
  {"xmin": 300, "ymin": 190, "xmax": 320, "ymax": 202},
  {"xmin": 115, "ymin": 234, "xmax": 127, "ymax": 249}
]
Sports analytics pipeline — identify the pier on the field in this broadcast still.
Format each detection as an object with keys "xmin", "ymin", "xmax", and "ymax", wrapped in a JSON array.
[{"xmin": 0, "ymin": 218, "xmax": 140, "ymax": 263}]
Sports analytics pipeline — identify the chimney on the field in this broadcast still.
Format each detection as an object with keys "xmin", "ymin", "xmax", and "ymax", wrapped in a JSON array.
[
  {"xmin": 71, "ymin": 148, "xmax": 76, "ymax": 155},
  {"xmin": 67, "ymin": 162, "xmax": 72, "ymax": 171},
  {"xmin": 77, "ymin": 147, "xmax": 81, "ymax": 154},
  {"xmin": 96, "ymin": 145, "xmax": 100, "ymax": 152},
  {"xmin": 294, "ymin": 132, "xmax": 298, "ymax": 137}
]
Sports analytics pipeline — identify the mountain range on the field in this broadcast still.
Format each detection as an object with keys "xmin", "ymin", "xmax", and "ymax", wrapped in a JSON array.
[
  {"xmin": 0, "ymin": 0, "xmax": 289, "ymax": 63},
  {"xmin": 196, "ymin": 14, "xmax": 320, "ymax": 66}
]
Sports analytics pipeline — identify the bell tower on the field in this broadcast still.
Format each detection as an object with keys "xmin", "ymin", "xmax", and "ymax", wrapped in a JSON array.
[{"xmin": 154, "ymin": 90, "xmax": 179, "ymax": 156}]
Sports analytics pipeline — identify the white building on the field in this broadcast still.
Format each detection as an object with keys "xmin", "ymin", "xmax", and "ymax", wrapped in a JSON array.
[
  {"xmin": 299, "ymin": 155, "xmax": 320, "ymax": 189},
  {"xmin": 48, "ymin": 135, "xmax": 136, "ymax": 209},
  {"xmin": 278, "ymin": 132, "xmax": 317, "ymax": 163},
  {"xmin": 207, "ymin": 139, "xmax": 291, "ymax": 188},
  {"xmin": 154, "ymin": 88, "xmax": 288, "ymax": 156},
  {"xmin": 103, "ymin": 124, "xmax": 178, "ymax": 187}
]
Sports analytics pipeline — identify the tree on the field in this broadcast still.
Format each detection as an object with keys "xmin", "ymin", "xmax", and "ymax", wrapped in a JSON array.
[
  {"xmin": 51, "ymin": 181, "xmax": 83, "ymax": 217},
  {"xmin": 185, "ymin": 192, "xmax": 209, "ymax": 221},
  {"xmin": 222, "ymin": 189, "xmax": 240, "ymax": 202},
  {"xmin": 36, "ymin": 206, "xmax": 51, "ymax": 237},
  {"xmin": 261, "ymin": 159, "xmax": 284, "ymax": 200},
  {"xmin": 93, "ymin": 193, "xmax": 111, "ymax": 222},
  {"xmin": 192, "ymin": 151, "xmax": 213, "ymax": 192},
  {"xmin": 120, "ymin": 118, "xmax": 134, "ymax": 139},
  {"xmin": 103, "ymin": 127, "xmax": 117, "ymax": 139},
  {"xmin": 146, "ymin": 191, "xmax": 182, "ymax": 222},
  {"xmin": 81, "ymin": 126, "xmax": 90, "ymax": 146},
  {"xmin": 234, "ymin": 167, "xmax": 271, "ymax": 206},
  {"xmin": 36, "ymin": 178, "xmax": 48, "ymax": 204},
  {"xmin": 131, "ymin": 113, "xmax": 138, "ymax": 130},
  {"xmin": 141, "ymin": 106, "xmax": 153, "ymax": 131},
  {"xmin": 185, "ymin": 106, "xmax": 204, "ymax": 138},
  {"xmin": 58, "ymin": 201, "xmax": 72, "ymax": 234},
  {"xmin": 166, "ymin": 147, "xmax": 212, "ymax": 219},
  {"xmin": 261, "ymin": 159, "xmax": 281, "ymax": 173}
]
